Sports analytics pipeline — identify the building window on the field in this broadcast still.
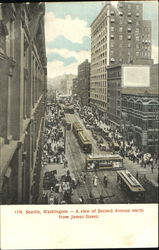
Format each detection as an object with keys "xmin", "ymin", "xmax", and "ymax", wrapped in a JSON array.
[
  {"xmin": 136, "ymin": 5, "xmax": 140, "ymax": 10},
  {"xmin": 119, "ymin": 35, "xmax": 123, "ymax": 40},
  {"xmin": 110, "ymin": 11, "xmax": 115, "ymax": 15},
  {"xmin": 119, "ymin": 27, "xmax": 123, "ymax": 32},
  {"xmin": 110, "ymin": 34, "xmax": 114, "ymax": 39},
  {"xmin": 135, "ymin": 28, "xmax": 139, "ymax": 33},
  {"xmin": 128, "ymin": 20, "xmax": 132, "ymax": 24},
  {"xmin": 136, "ymin": 51, "xmax": 139, "ymax": 56},
  {"xmin": 136, "ymin": 36, "xmax": 140, "ymax": 41},
  {"xmin": 111, "ymin": 19, "xmax": 115, "ymax": 23},
  {"xmin": 128, "ymin": 12, "xmax": 131, "ymax": 17},
  {"xmin": 127, "ymin": 27, "xmax": 131, "ymax": 32},
  {"xmin": 119, "ymin": 12, "xmax": 123, "ymax": 16},
  {"xmin": 119, "ymin": 3, "xmax": 123, "ymax": 8},
  {"xmin": 110, "ymin": 58, "xmax": 115, "ymax": 62},
  {"xmin": 111, "ymin": 26, "xmax": 114, "ymax": 32},
  {"xmin": 128, "ymin": 35, "xmax": 131, "ymax": 40},
  {"xmin": 136, "ymin": 13, "xmax": 140, "ymax": 17},
  {"xmin": 128, "ymin": 43, "xmax": 131, "ymax": 48}
]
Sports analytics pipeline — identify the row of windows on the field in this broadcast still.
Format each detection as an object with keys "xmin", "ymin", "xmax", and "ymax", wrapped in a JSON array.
[
  {"xmin": 122, "ymin": 101, "xmax": 158, "ymax": 112},
  {"xmin": 119, "ymin": 12, "xmax": 140, "ymax": 18},
  {"xmin": 118, "ymin": 3, "xmax": 141, "ymax": 10},
  {"xmin": 109, "ymin": 35, "xmax": 151, "ymax": 43}
]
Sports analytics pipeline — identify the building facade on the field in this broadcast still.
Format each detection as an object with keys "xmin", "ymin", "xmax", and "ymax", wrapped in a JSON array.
[
  {"xmin": 77, "ymin": 59, "xmax": 90, "ymax": 106},
  {"xmin": 0, "ymin": 3, "xmax": 47, "ymax": 204},
  {"xmin": 90, "ymin": 1, "xmax": 152, "ymax": 115},
  {"xmin": 60, "ymin": 74, "xmax": 76, "ymax": 96},
  {"xmin": 72, "ymin": 77, "xmax": 78, "ymax": 96},
  {"xmin": 107, "ymin": 63, "xmax": 159, "ymax": 153},
  {"xmin": 122, "ymin": 93, "xmax": 159, "ymax": 154}
]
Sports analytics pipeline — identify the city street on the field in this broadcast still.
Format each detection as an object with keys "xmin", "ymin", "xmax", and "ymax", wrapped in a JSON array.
[{"xmin": 38, "ymin": 110, "xmax": 158, "ymax": 204}]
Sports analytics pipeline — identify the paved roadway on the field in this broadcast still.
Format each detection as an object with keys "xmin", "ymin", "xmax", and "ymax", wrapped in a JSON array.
[
  {"xmin": 38, "ymin": 112, "xmax": 158, "ymax": 204},
  {"xmin": 65, "ymin": 113, "xmax": 131, "ymax": 204}
]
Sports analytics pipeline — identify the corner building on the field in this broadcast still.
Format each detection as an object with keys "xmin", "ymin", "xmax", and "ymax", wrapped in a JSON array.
[
  {"xmin": 77, "ymin": 59, "xmax": 90, "ymax": 106},
  {"xmin": 0, "ymin": 3, "xmax": 47, "ymax": 204},
  {"xmin": 90, "ymin": 1, "xmax": 152, "ymax": 116}
]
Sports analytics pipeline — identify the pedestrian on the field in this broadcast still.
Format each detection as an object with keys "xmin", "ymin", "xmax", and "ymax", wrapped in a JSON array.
[
  {"xmin": 94, "ymin": 175, "xmax": 98, "ymax": 187},
  {"xmin": 79, "ymin": 196, "xmax": 84, "ymax": 204},
  {"xmin": 103, "ymin": 175, "xmax": 108, "ymax": 187},
  {"xmin": 99, "ymin": 195, "xmax": 104, "ymax": 204},
  {"xmin": 136, "ymin": 171, "xmax": 139, "ymax": 180}
]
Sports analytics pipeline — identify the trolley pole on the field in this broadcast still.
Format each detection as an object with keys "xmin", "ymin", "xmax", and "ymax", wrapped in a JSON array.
[{"xmin": 64, "ymin": 125, "xmax": 66, "ymax": 154}]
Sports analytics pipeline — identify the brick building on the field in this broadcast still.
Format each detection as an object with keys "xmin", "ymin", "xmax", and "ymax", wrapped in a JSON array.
[
  {"xmin": 90, "ymin": 1, "xmax": 152, "ymax": 116},
  {"xmin": 0, "ymin": 3, "xmax": 47, "ymax": 204},
  {"xmin": 77, "ymin": 59, "xmax": 90, "ymax": 106},
  {"xmin": 107, "ymin": 63, "xmax": 159, "ymax": 153}
]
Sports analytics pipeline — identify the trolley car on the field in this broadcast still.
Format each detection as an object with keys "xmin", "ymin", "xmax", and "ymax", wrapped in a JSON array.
[
  {"xmin": 77, "ymin": 131, "xmax": 92, "ymax": 154},
  {"xmin": 72, "ymin": 122, "xmax": 92, "ymax": 153},
  {"xmin": 72, "ymin": 122, "xmax": 83, "ymax": 136},
  {"xmin": 85, "ymin": 154, "xmax": 124, "ymax": 171},
  {"xmin": 117, "ymin": 170, "xmax": 145, "ymax": 202}
]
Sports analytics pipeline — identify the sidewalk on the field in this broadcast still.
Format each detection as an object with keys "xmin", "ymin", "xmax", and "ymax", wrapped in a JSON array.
[
  {"xmin": 38, "ymin": 162, "xmax": 81, "ymax": 204},
  {"xmin": 124, "ymin": 157, "xmax": 158, "ymax": 183}
]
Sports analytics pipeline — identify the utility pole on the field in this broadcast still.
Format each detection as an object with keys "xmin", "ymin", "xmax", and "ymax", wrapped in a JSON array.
[
  {"xmin": 64, "ymin": 125, "xmax": 66, "ymax": 154},
  {"xmin": 154, "ymin": 108, "xmax": 159, "ymax": 154},
  {"xmin": 121, "ymin": 111, "xmax": 127, "ymax": 151}
]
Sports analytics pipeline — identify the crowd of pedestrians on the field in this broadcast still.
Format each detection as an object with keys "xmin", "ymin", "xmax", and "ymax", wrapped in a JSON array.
[
  {"xmin": 79, "ymin": 105, "xmax": 159, "ymax": 173},
  {"xmin": 41, "ymin": 101, "xmax": 77, "ymax": 204}
]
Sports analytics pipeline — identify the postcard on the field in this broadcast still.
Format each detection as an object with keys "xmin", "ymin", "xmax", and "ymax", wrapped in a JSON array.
[{"xmin": 0, "ymin": 1, "xmax": 158, "ymax": 249}]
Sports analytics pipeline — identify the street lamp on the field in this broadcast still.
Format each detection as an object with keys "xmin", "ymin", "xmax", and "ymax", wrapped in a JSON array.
[
  {"xmin": 64, "ymin": 125, "xmax": 66, "ymax": 154},
  {"xmin": 121, "ymin": 111, "xmax": 127, "ymax": 150},
  {"xmin": 154, "ymin": 107, "xmax": 159, "ymax": 154}
]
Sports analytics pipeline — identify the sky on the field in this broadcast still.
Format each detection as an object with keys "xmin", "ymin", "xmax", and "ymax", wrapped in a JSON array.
[{"xmin": 45, "ymin": 1, "xmax": 158, "ymax": 79}]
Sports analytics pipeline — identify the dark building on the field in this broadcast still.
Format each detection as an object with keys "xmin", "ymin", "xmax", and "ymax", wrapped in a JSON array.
[
  {"xmin": 72, "ymin": 77, "xmax": 78, "ymax": 96},
  {"xmin": 90, "ymin": 1, "xmax": 153, "ymax": 115},
  {"xmin": 77, "ymin": 59, "xmax": 90, "ymax": 106},
  {"xmin": 107, "ymin": 63, "xmax": 159, "ymax": 153},
  {"xmin": 0, "ymin": 3, "xmax": 47, "ymax": 204}
]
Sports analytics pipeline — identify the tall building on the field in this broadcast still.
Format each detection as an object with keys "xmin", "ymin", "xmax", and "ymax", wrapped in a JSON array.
[
  {"xmin": 72, "ymin": 78, "xmax": 78, "ymax": 96},
  {"xmin": 60, "ymin": 74, "xmax": 76, "ymax": 96},
  {"xmin": 77, "ymin": 59, "xmax": 90, "ymax": 106},
  {"xmin": 0, "ymin": 3, "xmax": 47, "ymax": 204},
  {"xmin": 90, "ymin": 1, "xmax": 153, "ymax": 116}
]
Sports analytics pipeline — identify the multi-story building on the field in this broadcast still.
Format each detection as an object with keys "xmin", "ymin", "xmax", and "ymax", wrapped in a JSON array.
[
  {"xmin": 60, "ymin": 74, "xmax": 76, "ymax": 96},
  {"xmin": 77, "ymin": 59, "xmax": 90, "ymax": 106},
  {"xmin": 90, "ymin": 1, "xmax": 152, "ymax": 116},
  {"xmin": 72, "ymin": 77, "xmax": 78, "ymax": 96},
  {"xmin": 0, "ymin": 3, "xmax": 47, "ymax": 204},
  {"xmin": 107, "ymin": 63, "xmax": 159, "ymax": 153}
]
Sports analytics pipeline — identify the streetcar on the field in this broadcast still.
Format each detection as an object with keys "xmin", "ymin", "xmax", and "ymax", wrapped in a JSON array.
[
  {"xmin": 64, "ymin": 106, "xmax": 74, "ymax": 114},
  {"xmin": 77, "ymin": 131, "xmax": 92, "ymax": 154},
  {"xmin": 116, "ymin": 170, "xmax": 146, "ymax": 202},
  {"xmin": 85, "ymin": 154, "xmax": 124, "ymax": 171},
  {"xmin": 72, "ymin": 122, "xmax": 83, "ymax": 136}
]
